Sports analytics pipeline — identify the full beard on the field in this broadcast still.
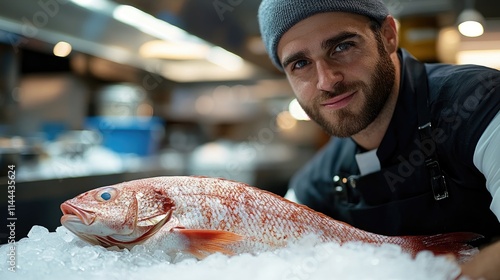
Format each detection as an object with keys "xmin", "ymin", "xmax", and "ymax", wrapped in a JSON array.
[{"xmin": 301, "ymin": 48, "xmax": 396, "ymax": 138}]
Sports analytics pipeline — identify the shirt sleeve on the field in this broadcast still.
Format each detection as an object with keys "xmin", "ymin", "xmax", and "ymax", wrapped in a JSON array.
[{"xmin": 474, "ymin": 111, "xmax": 500, "ymax": 222}]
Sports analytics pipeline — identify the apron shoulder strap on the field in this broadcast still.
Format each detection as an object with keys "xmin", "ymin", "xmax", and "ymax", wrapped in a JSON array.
[{"xmin": 413, "ymin": 62, "xmax": 449, "ymax": 200}]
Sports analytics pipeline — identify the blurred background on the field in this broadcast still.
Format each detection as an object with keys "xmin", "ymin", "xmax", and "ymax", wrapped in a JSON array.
[{"xmin": 0, "ymin": 0, "xmax": 499, "ymax": 242}]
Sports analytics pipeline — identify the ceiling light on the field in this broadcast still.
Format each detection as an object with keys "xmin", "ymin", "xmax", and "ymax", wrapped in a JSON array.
[
  {"xmin": 113, "ymin": 5, "xmax": 193, "ymax": 43},
  {"xmin": 139, "ymin": 40, "xmax": 209, "ymax": 60},
  {"xmin": 71, "ymin": 0, "xmax": 114, "ymax": 12},
  {"xmin": 53, "ymin": 41, "xmax": 72, "ymax": 57},
  {"xmin": 206, "ymin": 47, "xmax": 244, "ymax": 71},
  {"xmin": 457, "ymin": 9, "xmax": 485, "ymax": 37},
  {"xmin": 457, "ymin": 0, "xmax": 485, "ymax": 38}
]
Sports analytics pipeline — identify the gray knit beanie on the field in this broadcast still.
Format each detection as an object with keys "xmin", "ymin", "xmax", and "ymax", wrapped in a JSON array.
[{"xmin": 258, "ymin": 0, "xmax": 390, "ymax": 71}]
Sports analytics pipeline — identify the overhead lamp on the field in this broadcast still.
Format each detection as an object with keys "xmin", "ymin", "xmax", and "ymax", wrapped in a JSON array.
[
  {"xmin": 113, "ymin": 5, "xmax": 199, "ymax": 44},
  {"xmin": 53, "ymin": 41, "xmax": 72, "ymax": 57},
  {"xmin": 139, "ymin": 40, "xmax": 209, "ymax": 60},
  {"xmin": 457, "ymin": 0, "xmax": 485, "ymax": 37}
]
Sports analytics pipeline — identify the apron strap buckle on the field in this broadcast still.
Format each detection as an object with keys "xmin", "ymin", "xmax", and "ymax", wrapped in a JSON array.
[{"xmin": 426, "ymin": 159, "xmax": 449, "ymax": 200}]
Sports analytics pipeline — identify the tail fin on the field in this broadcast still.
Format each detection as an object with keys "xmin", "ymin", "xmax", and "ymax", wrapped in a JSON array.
[{"xmin": 409, "ymin": 232, "xmax": 483, "ymax": 263}]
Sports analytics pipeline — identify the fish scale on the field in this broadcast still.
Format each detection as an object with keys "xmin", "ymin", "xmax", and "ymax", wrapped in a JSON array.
[{"xmin": 61, "ymin": 176, "xmax": 482, "ymax": 261}]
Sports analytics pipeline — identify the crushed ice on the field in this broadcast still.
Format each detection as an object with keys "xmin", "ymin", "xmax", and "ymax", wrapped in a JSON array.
[{"xmin": 1, "ymin": 225, "xmax": 464, "ymax": 280}]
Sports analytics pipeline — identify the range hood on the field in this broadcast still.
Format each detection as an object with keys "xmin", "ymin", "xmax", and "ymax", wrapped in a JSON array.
[{"xmin": 0, "ymin": 0, "xmax": 267, "ymax": 82}]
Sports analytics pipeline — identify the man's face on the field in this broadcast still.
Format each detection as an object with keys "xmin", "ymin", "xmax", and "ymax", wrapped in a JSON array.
[{"xmin": 277, "ymin": 12, "xmax": 396, "ymax": 138}]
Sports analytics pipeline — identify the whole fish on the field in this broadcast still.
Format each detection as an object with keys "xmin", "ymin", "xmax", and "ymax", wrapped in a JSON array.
[{"xmin": 60, "ymin": 176, "xmax": 480, "ymax": 260}]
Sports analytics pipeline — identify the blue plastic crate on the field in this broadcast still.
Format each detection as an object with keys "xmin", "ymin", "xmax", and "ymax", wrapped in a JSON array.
[{"xmin": 85, "ymin": 117, "xmax": 163, "ymax": 156}]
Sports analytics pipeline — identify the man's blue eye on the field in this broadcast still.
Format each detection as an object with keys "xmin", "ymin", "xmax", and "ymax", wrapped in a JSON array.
[
  {"xmin": 293, "ymin": 60, "xmax": 308, "ymax": 70},
  {"xmin": 101, "ymin": 192, "xmax": 111, "ymax": 201},
  {"xmin": 334, "ymin": 42, "xmax": 354, "ymax": 53}
]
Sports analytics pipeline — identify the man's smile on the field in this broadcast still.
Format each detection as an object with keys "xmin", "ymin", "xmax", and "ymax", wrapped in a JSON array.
[{"xmin": 321, "ymin": 91, "xmax": 357, "ymax": 110}]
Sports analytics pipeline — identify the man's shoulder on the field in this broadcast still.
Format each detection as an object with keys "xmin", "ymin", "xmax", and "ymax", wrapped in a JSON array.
[
  {"xmin": 424, "ymin": 63, "xmax": 499, "ymax": 166},
  {"xmin": 423, "ymin": 63, "xmax": 499, "ymax": 105},
  {"xmin": 425, "ymin": 63, "xmax": 499, "ymax": 91}
]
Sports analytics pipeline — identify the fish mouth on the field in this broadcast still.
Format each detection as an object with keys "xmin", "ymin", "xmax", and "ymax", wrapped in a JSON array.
[
  {"xmin": 60, "ymin": 202, "xmax": 96, "ymax": 226},
  {"xmin": 81, "ymin": 210, "xmax": 174, "ymax": 249}
]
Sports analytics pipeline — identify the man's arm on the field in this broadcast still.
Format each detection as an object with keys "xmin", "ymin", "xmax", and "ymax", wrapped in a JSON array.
[
  {"xmin": 473, "ymin": 111, "xmax": 500, "ymax": 221},
  {"xmin": 468, "ymin": 106, "xmax": 500, "ymax": 279},
  {"xmin": 460, "ymin": 240, "xmax": 500, "ymax": 280}
]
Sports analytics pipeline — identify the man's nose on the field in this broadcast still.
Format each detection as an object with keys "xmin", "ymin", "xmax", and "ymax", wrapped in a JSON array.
[{"xmin": 316, "ymin": 60, "xmax": 343, "ymax": 92}]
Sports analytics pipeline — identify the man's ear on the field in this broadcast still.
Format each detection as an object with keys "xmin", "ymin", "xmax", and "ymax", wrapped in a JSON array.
[{"xmin": 381, "ymin": 15, "xmax": 399, "ymax": 54}]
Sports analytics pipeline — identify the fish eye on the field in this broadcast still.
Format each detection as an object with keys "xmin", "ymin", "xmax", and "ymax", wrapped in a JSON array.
[
  {"xmin": 95, "ymin": 187, "xmax": 117, "ymax": 202},
  {"xmin": 101, "ymin": 192, "xmax": 111, "ymax": 201}
]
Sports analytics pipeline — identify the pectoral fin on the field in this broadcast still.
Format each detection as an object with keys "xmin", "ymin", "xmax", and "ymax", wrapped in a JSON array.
[{"xmin": 174, "ymin": 228, "xmax": 245, "ymax": 259}]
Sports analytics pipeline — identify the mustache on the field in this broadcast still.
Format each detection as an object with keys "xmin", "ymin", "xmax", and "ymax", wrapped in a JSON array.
[{"xmin": 321, "ymin": 81, "xmax": 364, "ymax": 98}]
